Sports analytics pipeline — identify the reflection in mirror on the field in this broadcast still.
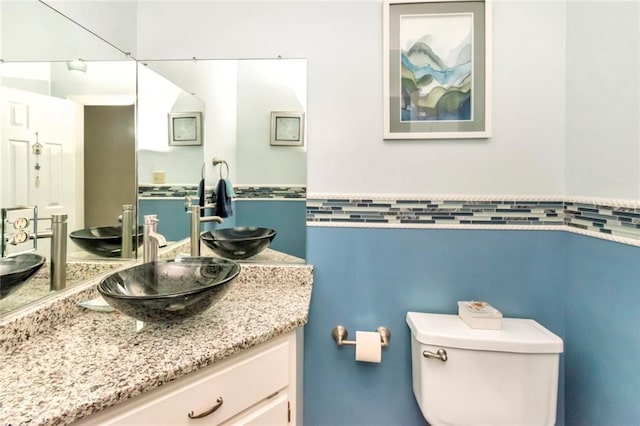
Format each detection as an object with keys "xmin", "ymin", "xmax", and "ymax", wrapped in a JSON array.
[
  {"xmin": 1, "ymin": 61, "xmax": 136, "ymax": 261},
  {"xmin": 0, "ymin": 0, "xmax": 137, "ymax": 316},
  {"xmin": 137, "ymin": 59, "xmax": 307, "ymax": 264},
  {"xmin": 136, "ymin": 63, "xmax": 205, "ymax": 242}
]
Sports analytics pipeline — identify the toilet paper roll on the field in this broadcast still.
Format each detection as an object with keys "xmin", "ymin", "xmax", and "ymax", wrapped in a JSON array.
[{"xmin": 355, "ymin": 331, "xmax": 382, "ymax": 363}]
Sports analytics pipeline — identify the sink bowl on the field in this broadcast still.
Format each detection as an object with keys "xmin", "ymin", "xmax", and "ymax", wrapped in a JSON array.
[
  {"xmin": 70, "ymin": 226, "xmax": 144, "ymax": 257},
  {"xmin": 0, "ymin": 253, "xmax": 46, "ymax": 299},
  {"xmin": 97, "ymin": 257, "xmax": 240, "ymax": 322},
  {"xmin": 200, "ymin": 227, "xmax": 277, "ymax": 260}
]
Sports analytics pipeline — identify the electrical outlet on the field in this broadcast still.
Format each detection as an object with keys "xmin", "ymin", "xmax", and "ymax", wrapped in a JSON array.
[{"xmin": 152, "ymin": 171, "xmax": 166, "ymax": 185}]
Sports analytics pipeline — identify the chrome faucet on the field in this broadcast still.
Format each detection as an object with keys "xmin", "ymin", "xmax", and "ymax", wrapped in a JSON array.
[
  {"xmin": 189, "ymin": 205, "xmax": 223, "ymax": 256},
  {"xmin": 120, "ymin": 204, "xmax": 134, "ymax": 259},
  {"xmin": 30, "ymin": 214, "xmax": 68, "ymax": 291},
  {"xmin": 143, "ymin": 215, "xmax": 167, "ymax": 263},
  {"xmin": 1, "ymin": 207, "xmax": 67, "ymax": 291}
]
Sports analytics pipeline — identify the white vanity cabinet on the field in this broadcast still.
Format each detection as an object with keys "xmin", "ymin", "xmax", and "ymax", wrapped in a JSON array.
[{"xmin": 78, "ymin": 330, "xmax": 302, "ymax": 426}]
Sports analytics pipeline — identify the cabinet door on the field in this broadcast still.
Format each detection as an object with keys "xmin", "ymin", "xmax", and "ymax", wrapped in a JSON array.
[
  {"xmin": 225, "ymin": 393, "xmax": 289, "ymax": 426},
  {"xmin": 90, "ymin": 341, "xmax": 289, "ymax": 425}
]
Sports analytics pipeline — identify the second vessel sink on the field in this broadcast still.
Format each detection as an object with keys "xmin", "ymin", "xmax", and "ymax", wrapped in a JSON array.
[
  {"xmin": 70, "ymin": 226, "xmax": 144, "ymax": 257},
  {"xmin": 200, "ymin": 227, "xmax": 277, "ymax": 260},
  {"xmin": 97, "ymin": 257, "xmax": 240, "ymax": 322},
  {"xmin": 0, "ymin": 253, "xmax": 46, "ymax": 299}
]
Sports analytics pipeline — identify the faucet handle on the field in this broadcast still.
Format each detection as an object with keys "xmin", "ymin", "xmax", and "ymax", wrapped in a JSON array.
[{"xmin": 144, "ymin": 214, "xmax": 159, "ymax": 225}]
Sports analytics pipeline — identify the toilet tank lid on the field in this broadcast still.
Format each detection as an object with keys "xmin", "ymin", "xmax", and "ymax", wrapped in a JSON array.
[{"xmin": 406, "ymin": 312, "xmax": 563, "ymax": 354}]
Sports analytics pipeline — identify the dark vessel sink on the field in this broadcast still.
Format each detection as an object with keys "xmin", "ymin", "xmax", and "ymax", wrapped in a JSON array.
[
  {"xmin": 70, "ymin": 226, "xmax": 144, "ymax": 257},
  {"xmin": 0, "ymin": 253, "xmax": 46, "ymax": 299},
  {"xmin": 97, "ymin": 257, "xmax": 240, "ymax": 322},
  {"xmin": 200, "ymin": 227, "xmax": 277, "ymax": 260}
]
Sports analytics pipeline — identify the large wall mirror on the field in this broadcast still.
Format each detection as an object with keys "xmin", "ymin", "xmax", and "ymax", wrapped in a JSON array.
[
  {"xmin": 137, "ymin": 59, "xmax": 307, "ymax": 262},
  {"xmin": 0, "ymin": 1, "xmax": 137, "ymax": 261},
  {"xmin": 0, "ymin": 1, "xmax": 307, "ymax": 317},
  {"xmin": 0, "ymin": 0, "xmax": 136, "ymax": 315}
]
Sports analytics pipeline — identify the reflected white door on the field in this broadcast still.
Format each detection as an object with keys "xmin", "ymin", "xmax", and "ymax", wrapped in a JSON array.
[{"xmin": 0, "ymin": 86, "xmax": 81, "ymax": 257}]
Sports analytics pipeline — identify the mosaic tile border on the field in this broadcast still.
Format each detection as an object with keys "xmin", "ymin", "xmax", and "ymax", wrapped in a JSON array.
[
  {"xmin": 138, "ymin": 185, "xmax": 306, "ymax": 200},
  {"xmin": 564, "ymin": 201, "xmax": 640, "ymax": 241},
  {"xmin": 138, "ymin": 184, "xmax": 199, "ymax": 198},
  {"xmin": 306, "ymin": 194, "xmax": 640, "ymax": 246},
  {"xmin": 234, "ymin": 185, "xmax": 306, "ymax": 199}
]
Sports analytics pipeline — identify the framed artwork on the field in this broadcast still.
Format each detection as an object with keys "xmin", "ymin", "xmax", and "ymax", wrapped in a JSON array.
[
  {"xmin": 270, "ymin": 111, "xmax": 305, "ymax": 146},
  {"xmin": 168, "ymin": 112, "xmax": 202, "ymax": 146},
  {"xmin": 383, "ymin": 0, "xmax": 492, "ymax": 139}
]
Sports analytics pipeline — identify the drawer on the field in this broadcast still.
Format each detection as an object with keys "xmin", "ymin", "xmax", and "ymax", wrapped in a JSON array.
[
  {"xmin": 89, "ymin": 339, "xmax": 290, "ymax": 425},
  {"xmin": 222, "ymin": 393, "xmax": 289, "ymax": 426}
]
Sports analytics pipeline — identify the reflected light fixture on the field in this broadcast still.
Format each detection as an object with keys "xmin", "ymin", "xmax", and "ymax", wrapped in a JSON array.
[{"xmin": 66, "ymin": 59, "xmax": 87, "ymax": 73}]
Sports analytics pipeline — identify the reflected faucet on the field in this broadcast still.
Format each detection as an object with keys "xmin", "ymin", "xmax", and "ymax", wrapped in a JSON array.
[
  {"xmin": 1, "ymin": 207, "xmax": 67, "ymax": 291},
  {"xmin": 143, "ymin": 215, "xmax": 167, "ymax": 263},
  {"xmin": 30, "ymin": 214, "xmax": 68, "ymax": 291},
  {"xmin": 189, "ymin": 205, "xmax": 223, "ymax": 256},
  {"xmin": 120, "ymin": 204, "xmax": 134, "ymax": 259}
]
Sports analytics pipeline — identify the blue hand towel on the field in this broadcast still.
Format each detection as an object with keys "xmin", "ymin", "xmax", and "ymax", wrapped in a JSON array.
[
  {"xmin": 224, "ymin": 178, "xmax": 235, "ymax": 198},
  {"xmin": 197, "ymin": 178, "xmax": 205, "ymax": 217},
  {"xmin": 215, "ymin": 178, "xmax": 233, "ymax": 218}
]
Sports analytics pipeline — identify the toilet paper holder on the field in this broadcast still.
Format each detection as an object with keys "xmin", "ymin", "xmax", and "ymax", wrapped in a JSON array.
[{"xmin": 331, "ymin": 325, "xmax": 391, "ymax": 348}]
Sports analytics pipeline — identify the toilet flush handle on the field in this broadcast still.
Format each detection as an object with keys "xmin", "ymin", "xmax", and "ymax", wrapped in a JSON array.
[{"xmin": 423, "ymin": 349, "xmax": 448, "ymax": 362}]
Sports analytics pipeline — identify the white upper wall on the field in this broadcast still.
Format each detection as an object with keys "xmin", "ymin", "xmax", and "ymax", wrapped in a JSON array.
[
  {"xmin": 41, "ymin": 0, "xmax": 137, "ymax": 58},
  {"xmin": 134, "ymin": 0, "xmax": 566, "ymax": 196},
  {"xmin": 137, "ymin": 65, "xmax": 206, "ymax": 184},
  {"xmin": 38, "ymin": 0, "xmax": 640, "ymax": 200},
  {"xmin": 2, "ymin": 0, "xmax": 129, "ymax": 61},
  {"xmin": 565, "ymin": 1, "xmax": 640, "ymax": 200},
  {"xmin": 236, "ymin": 60, "xmax": 306, "ymax": 186}
]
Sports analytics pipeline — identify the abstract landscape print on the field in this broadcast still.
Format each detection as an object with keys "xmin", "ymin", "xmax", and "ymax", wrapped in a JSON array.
[
  {"xmin": 384, "ymin": 0, "xmax": 490, "ymax": 139},
  {"xmin": 399, "ymin": 13, "xmax": 473, "ymax": 122}
]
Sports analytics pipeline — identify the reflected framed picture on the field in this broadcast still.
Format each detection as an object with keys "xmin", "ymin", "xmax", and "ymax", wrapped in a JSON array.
[
  {"xmin": 168, "ymin": 112, "xmax": 202, "ymax": 146},
  {"xmin": 383, "ymin": 0, "xmax": 492, "ymax": 139},
  {"xmin": 270, "ymin": 111, "xmax": 305, "ymax": 146}
]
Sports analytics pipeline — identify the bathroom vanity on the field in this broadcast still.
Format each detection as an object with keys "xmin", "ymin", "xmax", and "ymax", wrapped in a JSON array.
[
  {"xmin": 77, "ymin": 331, "xmax": 299, "ymax": 425},
  {"xmin": 0, "ymin": 258, "xmax": 312, "ymax": 425}
]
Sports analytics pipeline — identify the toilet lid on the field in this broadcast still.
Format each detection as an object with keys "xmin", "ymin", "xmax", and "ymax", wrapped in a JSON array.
[{"xmin": 406, "ymin": 312, "xmax": 563, "ymax": 354}]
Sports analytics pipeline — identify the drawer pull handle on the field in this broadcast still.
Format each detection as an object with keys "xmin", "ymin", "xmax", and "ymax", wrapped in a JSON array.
[{"xmin": 188, "ymin": 397, "xmax": 223, "ymax": 419}]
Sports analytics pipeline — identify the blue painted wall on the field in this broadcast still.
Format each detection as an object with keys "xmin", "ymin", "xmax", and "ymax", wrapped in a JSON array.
[
  {"xmin": 138, "ymin": 198, "xmax": 305, "ymax": 259},
  {"xmin": 235, "ymin": 200, "xmax": 306, "ymax": 259},
  {"xmin": 565, "ymin": 234, "xmax": 640, "ymax": 425},
  {"xmin": 138, "ymin": 199, "xmax": 237, "ymax": 243},
  {"xmin": 304, "ymin": 227, "xmax": 567, "ymax": 425},
  {"xmin": 138, "ymin": 199, "xmax": 192, "ymax": 242}
]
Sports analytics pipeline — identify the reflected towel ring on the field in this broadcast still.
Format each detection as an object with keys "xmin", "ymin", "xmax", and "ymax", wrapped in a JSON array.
[
  {"xmin": 211, "ymin": 157, "xmax": 229, "ymax": 179},
  {"xmin": 219, "ymin": 162, "xmax": 229, "ymax": 179}
]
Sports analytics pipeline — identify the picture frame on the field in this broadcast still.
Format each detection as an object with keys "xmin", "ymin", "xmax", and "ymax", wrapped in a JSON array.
[
  {"xmin": 270, "ymin": 111, "xmax": 305, "ymax": 146},
  {"xmin": 168, "ymin": 112, "xmax": 202, "ymax": 146},
  {"xmin": 383, "ymin": 0, "xmax": 492, "ymax": 139}
]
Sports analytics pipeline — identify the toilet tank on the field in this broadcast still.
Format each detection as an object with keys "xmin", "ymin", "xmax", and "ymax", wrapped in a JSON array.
[{"xmin": 406, "ymin": 312, "xmax": 563, "ymax": 426}]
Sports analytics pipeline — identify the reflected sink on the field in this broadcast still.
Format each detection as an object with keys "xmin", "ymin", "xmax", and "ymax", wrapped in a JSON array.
[
  {"xmin": 0, "ymin": 253, "xmax": 46, "ymax": 299},
  {"xmin": 200, "ymin": 227, "xmax": 277, "ymax": 260},
  {"xmin": 97, "ymin": 257, "xmax": 240, "ymax": 322},
  {"xmin": 70, "ymin": 226, "xmax": 144, "ymax": 257}
]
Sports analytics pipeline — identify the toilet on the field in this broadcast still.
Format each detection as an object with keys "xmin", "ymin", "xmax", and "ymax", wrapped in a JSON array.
[{"xmin": 406, "ymin": 311, "xmax": 563, "ymax": 426}]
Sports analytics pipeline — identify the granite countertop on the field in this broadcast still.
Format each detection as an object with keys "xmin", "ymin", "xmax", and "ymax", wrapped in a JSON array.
[
  {"xmin": 166, "ymin": 238, "xmax": 305, "ymax": 264},
  {"xmin": 0, "ymin": 261, "xmax": 130, "ymax": 316},
  {"xmin": 1, "ymin": 239, "xmax": 303, "ymax": 317},
  {"xmin": 0, "ymin": 261, "xmax": 313, "ymax": 425}
]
